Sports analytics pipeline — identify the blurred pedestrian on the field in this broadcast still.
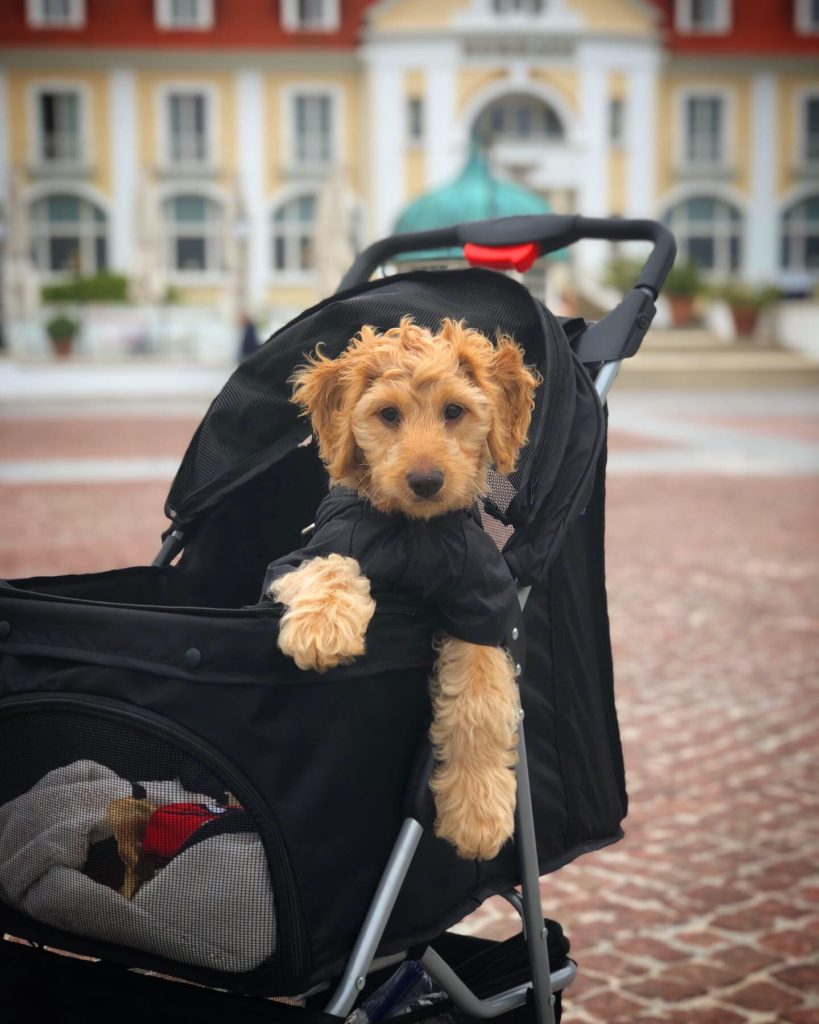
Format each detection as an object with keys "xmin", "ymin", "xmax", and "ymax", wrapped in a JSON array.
[{"xmin": 238, "ymin": 314, "xmax": 260, "ymax": 361}]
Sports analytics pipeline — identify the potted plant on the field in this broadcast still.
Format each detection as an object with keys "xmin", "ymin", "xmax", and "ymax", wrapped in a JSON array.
[
  {"xmin": 664, "ymin": 261, "xmax": 703, "ymax": 328},
  {"xmin": 45, "ymin": 313, "xmax": 80, "ymax": 358},
  {"xmin": 713, "ymin": 282, "xmax": 780, "ymax": 338}
]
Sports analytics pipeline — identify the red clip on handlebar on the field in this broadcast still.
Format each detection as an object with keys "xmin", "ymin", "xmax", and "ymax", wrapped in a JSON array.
[{"xmin": 463, "ymin": 241, "xmax": 542, "ymax": 273}]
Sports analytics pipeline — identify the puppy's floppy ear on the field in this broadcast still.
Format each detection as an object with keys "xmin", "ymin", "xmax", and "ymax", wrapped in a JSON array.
[
  {"xmin": 486, "ymin": 336, "xmax": 540, "ymax": 476},
  {"xmin": 443, "ymin": 319, "xmax": 540, "ymax": 477},
  {"xmin": 290, "ymin": 346, "xmax": 359, "ymax": 482}
]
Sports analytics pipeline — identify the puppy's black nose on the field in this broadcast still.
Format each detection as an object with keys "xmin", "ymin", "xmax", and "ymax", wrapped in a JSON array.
[{"xmin": 407, "ymin": 469, "xmax": 444, "ymax": 498}]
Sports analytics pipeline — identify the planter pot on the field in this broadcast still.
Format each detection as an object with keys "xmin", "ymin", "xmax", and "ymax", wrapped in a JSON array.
[
  {"xmin": 49, "ymin": 335, "xmax": 74, "ymax": 358},
  {"xmin": 730, "ymin": 305, "xmax": 759, "ymax": 338},
  {"xmin": 668, "ymin": 294, "xmax": 696, "ymax": 328}
]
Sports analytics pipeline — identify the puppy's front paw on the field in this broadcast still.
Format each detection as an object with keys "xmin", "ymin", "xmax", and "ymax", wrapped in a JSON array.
[{"xmin": 272, "ymin": 554, "xmax": 376, "ymax": 673}]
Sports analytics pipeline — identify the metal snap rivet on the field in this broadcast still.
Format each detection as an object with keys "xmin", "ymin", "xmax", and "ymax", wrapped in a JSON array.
[
  {"xmin": 184, "ymin": 648, "xmax": 202, "ymax": 669},
  {"xmin": 0, "ymin": 621, "xmax": 10, "ymax": 639},
  {"xmin": 515, "ymin": 663, "xmax": 522, "ymax": 677},
  {"xmin": 511, "ymin": 627, "xmax": 519, "ymax": 641}
]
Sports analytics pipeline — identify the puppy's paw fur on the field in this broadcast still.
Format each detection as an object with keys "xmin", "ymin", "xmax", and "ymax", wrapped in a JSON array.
[
  {"xmin": 270, "ymin": 554, "xmax": 376, "ymax": 673},
  {"xmin": 429, "ymin": 639, "xmax": 520, "ymax": 860}
]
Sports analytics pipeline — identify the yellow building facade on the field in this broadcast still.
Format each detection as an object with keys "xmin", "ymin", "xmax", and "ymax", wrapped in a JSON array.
[{"xmin": 1, "ymin": 0, "xmax": 817, "ymax": 345}]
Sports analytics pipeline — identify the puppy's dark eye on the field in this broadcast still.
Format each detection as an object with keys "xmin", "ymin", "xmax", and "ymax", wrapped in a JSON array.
[
  {"xmin": 380, "ymin": 407, "xmax": 399, "ymax": 424},
  {"xmin": 444, "ymin": 404, "xmax": 463, "ymax": 421}
]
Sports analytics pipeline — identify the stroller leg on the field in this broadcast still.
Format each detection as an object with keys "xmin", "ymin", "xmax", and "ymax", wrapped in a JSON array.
[
  {"xmin": 324, "ymin": 818, "xmax": 423, "ymax": 1017},
  {"xmin": 515, "ymin": 715, "xmax": 557, "ymax": 1024}
]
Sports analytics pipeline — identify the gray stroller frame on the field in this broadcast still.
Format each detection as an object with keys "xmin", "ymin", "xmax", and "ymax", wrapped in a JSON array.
[{"xmin": 152, "ymin": 214, "xmax": 675, "ymax": 1024}]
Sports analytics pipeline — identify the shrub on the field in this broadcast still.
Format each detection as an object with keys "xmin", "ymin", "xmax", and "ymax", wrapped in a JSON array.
[
  {"xmin": 664, "ymin": 260, "xmax": 704, "ymax": 298},
  {"xmin": 46, "ymin": 314, "xmax": 79, "ymax": 340},
  {"xmin": 42, "ymin": 272, "xmax": 129, "ymax": 304},
  {"xmin": 603, "ymin": 255, "xmax": 645, "ymax": 295},
  {"xmin": 710, "ymin": 282, "xmax": 780, "ymax": 310}
]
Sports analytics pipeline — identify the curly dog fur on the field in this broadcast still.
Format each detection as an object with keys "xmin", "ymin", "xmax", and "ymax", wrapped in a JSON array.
[{"xmin": 272, "ymin": 318, "xmax": 539, "ymax": 860}]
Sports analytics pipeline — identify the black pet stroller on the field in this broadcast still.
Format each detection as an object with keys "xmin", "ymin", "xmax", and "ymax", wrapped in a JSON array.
[{"xmin": 0, "ymin": 215, "xmax": 674, "ymax": 1024}]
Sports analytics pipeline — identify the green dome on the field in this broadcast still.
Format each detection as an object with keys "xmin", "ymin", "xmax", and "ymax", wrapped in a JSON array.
[{"xmin": 393, "ymin": 149, "xmax": 563, "ymax": 261}]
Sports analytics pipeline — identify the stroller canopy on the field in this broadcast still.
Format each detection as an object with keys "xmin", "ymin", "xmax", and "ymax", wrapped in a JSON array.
[{"xmin": 166, "ymin": 269, "xmax": 605, "ymax": 586}]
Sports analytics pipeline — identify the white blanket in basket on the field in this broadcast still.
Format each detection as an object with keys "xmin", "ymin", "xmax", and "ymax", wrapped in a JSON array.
[{"xmin": 0, "ymin": 760, "xmax": 276, "ymax": 973}]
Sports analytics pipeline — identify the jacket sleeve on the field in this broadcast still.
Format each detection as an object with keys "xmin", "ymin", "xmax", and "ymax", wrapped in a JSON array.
[
  {"xmin": 258, "ymin": 516, "xmax": 356, "ymax": 603},
  {"xmin": 414, "ymin": 519, "xmax": 519, "ymax": 648}
]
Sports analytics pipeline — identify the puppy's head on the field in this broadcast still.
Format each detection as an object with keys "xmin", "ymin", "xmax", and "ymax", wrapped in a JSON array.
[{"xmin": 292, "ymin": 317, "xmax": 539, "ymax": 519}]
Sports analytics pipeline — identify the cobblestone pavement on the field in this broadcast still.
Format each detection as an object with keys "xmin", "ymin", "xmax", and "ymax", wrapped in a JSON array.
[{"xmin": 1, "ymin": 386, "xmax": 818, "ymax": 1022}]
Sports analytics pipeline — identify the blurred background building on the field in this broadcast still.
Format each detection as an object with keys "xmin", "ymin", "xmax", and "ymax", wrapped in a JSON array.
[{"xmin": 0, "ymin": 0, "xmax": 817, "ymax": 357}]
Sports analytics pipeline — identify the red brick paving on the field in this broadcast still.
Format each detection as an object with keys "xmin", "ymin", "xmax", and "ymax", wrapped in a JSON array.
[
  {"xmin": 1, "ymin": 410, "xmax": 818, "ymax": 1022},
  {"xmin": 0, "ymin": 417, "xmax": 200, "ymax": 460},
  {"xmin": 690, "ymin": 415, "xmax": 819, "ymax": 444}
]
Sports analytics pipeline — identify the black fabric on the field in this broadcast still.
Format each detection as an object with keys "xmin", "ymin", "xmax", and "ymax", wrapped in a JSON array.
[{"xmin": 262, "ymin": 487, "xmax": 518, "ymax": 648}]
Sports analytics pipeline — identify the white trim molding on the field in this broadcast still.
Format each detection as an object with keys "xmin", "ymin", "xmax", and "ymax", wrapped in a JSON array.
[
  {"xmin": 795, "ymin": 0, "xmax": 819, "ymax": 35},
  {"xmin": 280, "ymin": 83, "xmax": 344, "ymax": 178},
  {"xmin": 110, "ymin": 70, "xmax": 137, "ymax": 274},
  {"xmin": 154, "ymin": 0, "xmax": 214, "ymax": 30},
  {"xmin": 746, "ymin": 73, "xmax": 777, "ymax": 282},
  {"xmin": 674, "ymin": 85, "xmax": 736, "ymax": 178},
  {"xmin": 155, "ymin": 180, "xmax": 231, "ymax": 285},
  {"xmin": 26, "ymin": 79, "xmax": 93, "ymax": 175},
  {"xmin": 155, "ymin": 80, "xmax": 220, "ymax": 174},
  {"xmin": 674, "ymin": 0, "xmax": 731, "ymax": 35},
  {"xmin": 26, "ymin": 0, "xmax": 85, "ymax": 28},
  {"xmin": 794, "ymin": 86, "xmax": 819, "ymax": 175},
  {"xmin": 281, "ymin": 0, "xmax": 340, "ymax": 33},
  {"xmin": 237, "ymin": 70, "xmax": 266, "ymax": 311}
]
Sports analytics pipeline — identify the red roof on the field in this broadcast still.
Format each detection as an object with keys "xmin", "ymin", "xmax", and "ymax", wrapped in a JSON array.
[
  {"xmin": 0, "ymin": 0, "xmax": 378, "ymax": 49},
  {"xmin": 651, "ymin": 0, "xmax": 819, "ymax": 56}
]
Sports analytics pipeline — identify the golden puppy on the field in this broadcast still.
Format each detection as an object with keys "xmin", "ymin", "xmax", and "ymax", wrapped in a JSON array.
[{"xmin": 268, "ymin": 318, "xmax": 539, "ymax": 860}]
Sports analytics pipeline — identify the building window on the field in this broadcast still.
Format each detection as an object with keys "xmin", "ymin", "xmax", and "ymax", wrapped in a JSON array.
[
  {"xmin": 26, "ymin": 0, "xmax": 85, "ymax": 27},
  {"xmin": 609, "ymin": 97, "xmax": 625, "ymax": 147},
  {"xmin": 272, "ymin": 194, "xmax": 317, "ymax": 274},
  {"xmin": 795, "ymin": 0, "xmax": 819, "ymax": 33},
  {"xmin": 155, "ymin": 0, "xmax": 214, "ymax": 29},
  {"xmin": 473, "ymin": 94, "xmax": 563, "ymax": 146},
  {"xmin": 163, "ymin": 194, "xmax": 223, "ymax": 273},
  {"xmin": 37, "ymin": 91, "xmax": 82, "ymax": 164},
  {"xmin": 801, "ymin": 96, "xmax": 819, "ymax": 166},
  {"xmin": 292, "ymin": 94, "xmax": 334, "ymax": 167},
  {"xmin": 491, "ymin": 0, "xmax": 546, "ymax": 12},
  {"xmin": 683, "ymin": 95, "xmax": 726, "ymax": 166},
  {"xmin": 674, "ymin": 0, "xmax": 730, "ymax": 33},
  {"xmin": 407, "ymin": 97, "xmax": 424, "ymax": 146},
  {"xmin": 663, "ymin": 196, "xmax": 742, "ymax": 275},
  {"xmin": 781, "ymin": 196, "xmax": 819, "ymax": 271},
  {"xmin": 30, "ymin": 194, "xmax": 107, "ymax": 274},
  {"xmin": 281, "ymin": 0, "xmax": 340, "ymax": 31},
  {"xmin": 166, "ymin": 92, "xmax": 210, "ymax": 166}
]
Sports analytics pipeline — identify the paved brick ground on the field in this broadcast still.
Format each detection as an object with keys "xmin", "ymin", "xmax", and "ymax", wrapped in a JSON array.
[{"xmin": 1, "ymin": 388, "xmax": 818, "ymax": 1022}]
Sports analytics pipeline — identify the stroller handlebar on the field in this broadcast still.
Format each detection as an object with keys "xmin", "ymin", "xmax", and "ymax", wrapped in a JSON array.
[
  {"xmin": 337, "ymin": 215, "xmax": 676, "ymax": 297},
  {"xmin": 336, "ymin": 215, "xmax": 677, "ymax": 365}
]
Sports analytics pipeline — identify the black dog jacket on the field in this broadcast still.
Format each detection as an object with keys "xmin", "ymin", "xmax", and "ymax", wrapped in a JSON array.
[{"xmin": 262, "ymin": 487, "xmax": 518, "ymax": 648}]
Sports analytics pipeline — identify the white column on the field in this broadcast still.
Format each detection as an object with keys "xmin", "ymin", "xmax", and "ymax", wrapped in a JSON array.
[
  {"xmin": 577, "ymin": 45, "xmax": 609, "ymax": 279},
  {"xmin": 425, "ymin": 53, "xmax": 458, "ymax": 189},
  {"xmin": 110, "ymin": 70, "xmax": 137, "ymax": 274},
  {"xmin": 746, "ymin": 73, "xmax": 778, "ymax": 283},
  {"xmin": 364, "ymin": 51, "xmax": 405, "ymax": 238},
  {"xmin": 237, "ymin": 69, "xmax": 266, "ymax": 311},
  {"xmin": 626, "ymin": 56, "xmax": 660, "ymax": 219}
]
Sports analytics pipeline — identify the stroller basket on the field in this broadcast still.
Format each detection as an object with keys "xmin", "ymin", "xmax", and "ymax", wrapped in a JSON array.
[{"xmin": 0, "ymin": 214, "xmax": 674, "ymax": 1023}]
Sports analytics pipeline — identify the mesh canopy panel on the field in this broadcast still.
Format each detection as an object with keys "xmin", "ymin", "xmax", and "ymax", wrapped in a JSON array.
[{"xmin": 0, "ymin": 708, "xmax": 277, "ymax": 975}]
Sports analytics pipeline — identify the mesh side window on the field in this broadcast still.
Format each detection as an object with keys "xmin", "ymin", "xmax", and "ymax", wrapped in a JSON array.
[{"xmin": 0, "ymin": 707, "xmax": 277, "ymax": 975}]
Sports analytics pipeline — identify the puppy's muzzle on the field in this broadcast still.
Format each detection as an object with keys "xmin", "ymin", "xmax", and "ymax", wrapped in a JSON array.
[{"xmin": 407, "ymin": 469, "xmax": 444, "ymax": 499}]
